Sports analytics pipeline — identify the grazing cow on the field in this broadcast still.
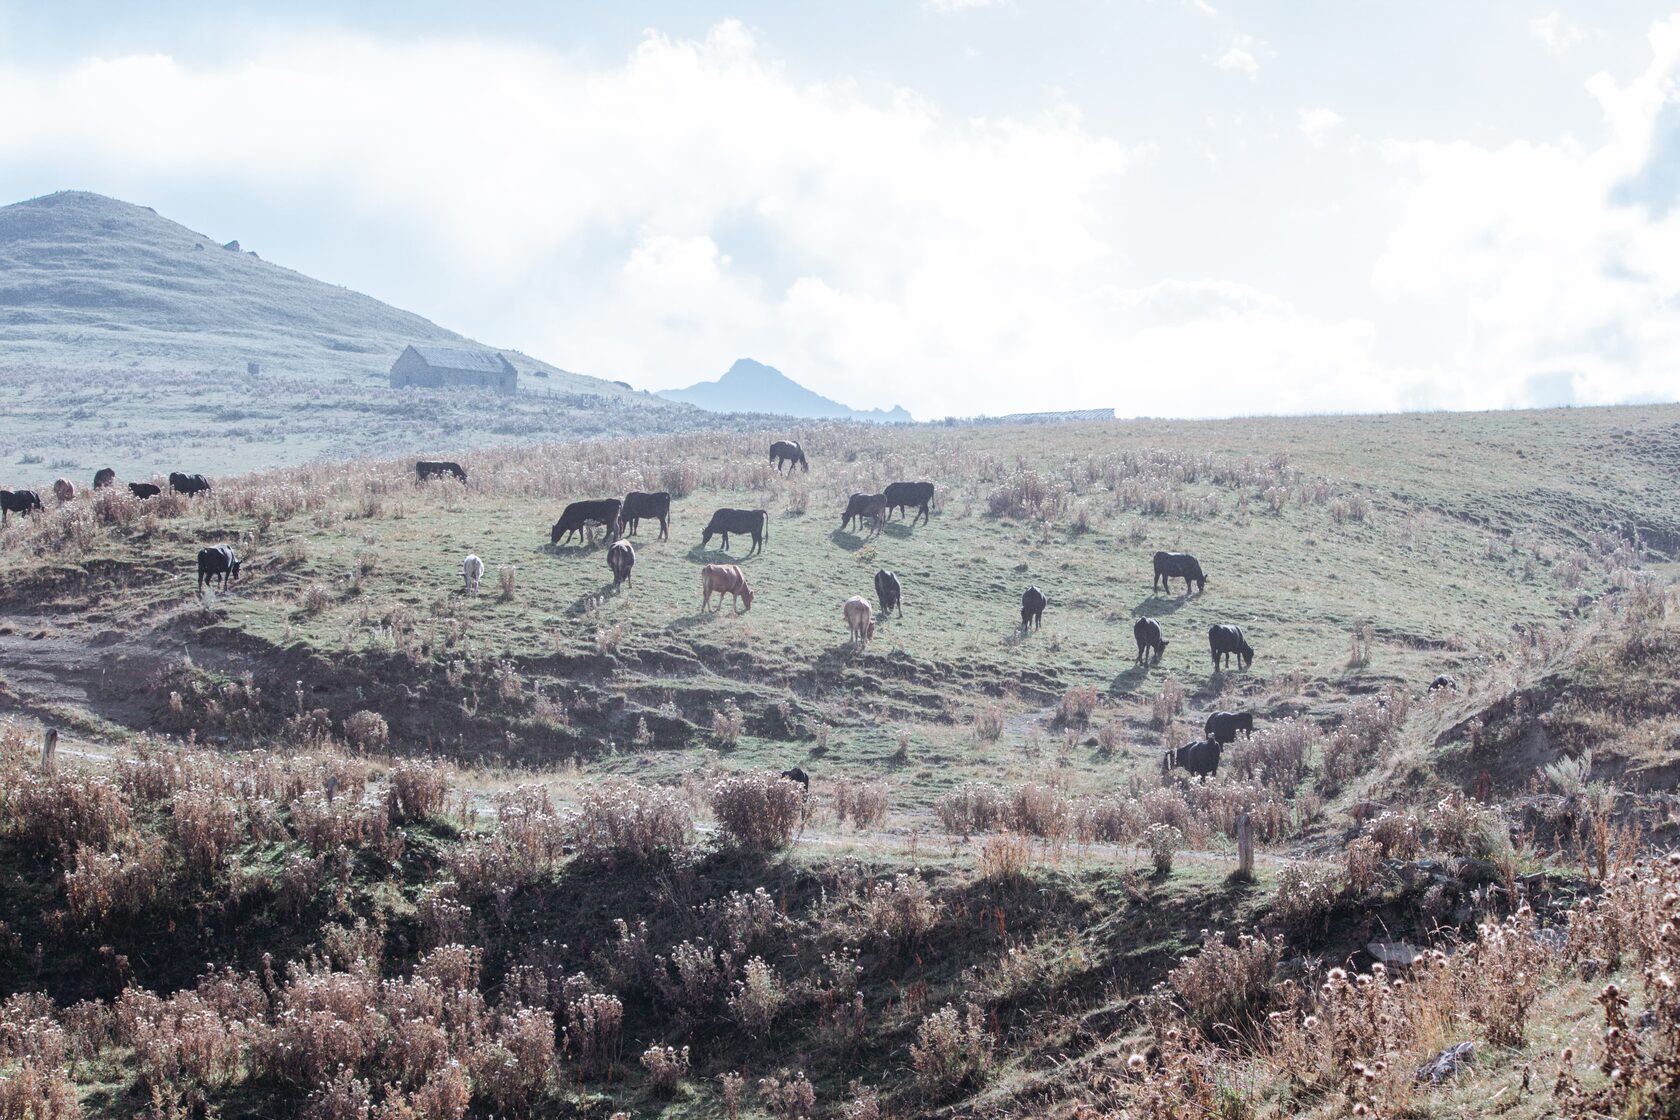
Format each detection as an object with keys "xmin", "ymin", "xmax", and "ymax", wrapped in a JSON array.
[
  {"xmin": 0, "ymin": 490, "xmax": 44, "ymax": 523},
  {"xmin": 1153, "ymin": 551, "xmax": 1206, "ymax": 594},
  {"xmin": 197, "ymin": 545, "xmax": 240, "ymax": 591},
  {"xmin": 551, "ymin": 499, "xmax": 623, "ymax": 546},
  {"xmin": 701, "ymin": 564, "xmax": 754, "ymax": 613},
  {"xmin": 844, "ymin": 596, "xmax": 875, "ymax": 644},
  {"xmin": 128, "ymin": 482, "xmax": 161, "ymax": 500},
  {"xmin": 874, "ymin": 569, "xmax": 902, "ymax": 618},
  {"xmin": 840, "ymin": 492, "xmax": 888, "ymax": 533},
  {"xmin": 1162, "ymin": 738, "xmax": 1222, "ymax": 779},
  {"xmin": 1021, "ymin": 585, "xmax": 1047, "ymax": 630},
  {"xmin": 463, "ymin": 554, "xmax": 484, "ymax": 592},
  {"xmin": 608, "ymin": 540, "xmax": 635, "ymax": 590},
  {"xmin": 1208, "ymin": 624, "xmax": 1254, "ymax": 670},
  {"xmin": 618, "ymin": 491, "xmax": 671, "ymax": 540},
  {"xmin": 780, "ymin": 766, "xmax": 810, "ymax": 794},
  {"xmin": 416, "ymin": 460, "xmax": 468, "ymax": 484},
  {"xmin": 883, "ymin": 480, "xmax": 936, "ymax": 527},
  {"xmin": 770, "ymin": 440, "xmax": 809, "ymax": 473},
  {"xmin": 1133, "ymin": 617, "xmax": 1168, "ymax": 665},
  {"xmin": 1429, "ymin": 674, "xmax": 1459, "ymax": 693},
  {"xmin": 702, "ymin": 508, "xmax": 770, "ymax": 555},
  {"xmin": 170, "ymin": 472, "xmax": 211, "ymax": 496},
  {"xmin": 92, "ymin": 468, "xmax": 116, "ymax": 490},
  {"xmin": 52, "ymin": 479, "xmax": 75, "ymax": 503},
  {"xmin": 1204, "ymin": 710, "xmax": 1254, "ymax": 745}
]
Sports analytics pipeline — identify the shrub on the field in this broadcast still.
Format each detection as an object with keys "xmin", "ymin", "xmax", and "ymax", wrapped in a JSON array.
[
  {"xmin": 1269, "ymin": 865, "xmax": 1340, "ymax": 936},
  {"xmin": 497, "ymin": 565, "xmax": 517, "ymax": 600},
  {"xmin": 711, "ymin": 699, "xmax": 745, "ymax": 747},
  {"xmin": 563, "ymin": 991, "xmax": 623, "ymax": 1075},
  {"xmin": 709, "ymin": 772, "xmax": 804, "ymax": 849},
  {"xmin": 977, "ymin": 832, "xmax": 1032, "ymax": 880},
  {"xmin": 1166, "ymin": 932, "xmax": 1283, "ymax": 1043},
  {"xmin": 170, "ymin": 788, "xmax": 243, "ymax": 879},
  {"xmin": 859, "ymin": 872, "xmax": 940, "ymax": 947},
  {"xmin": 1150, "ymin": 677, "xmax": 1185, "ymax": 731},
  {"xmin": 571, "ymin": 778, "xmax": 692, "ymax": 862},
  {"xmin": 909, "ymin": 1003, "xmax": 992, "ymax": 1097},
  {"xmin": 758, "ymin": 1071, "xmax": 818, "ymax": 1120},
  {"xmin": 728, "ymin": 957, "xmax": 786, "ymax": 1036},
  {"xmin": 833, "ymin": 779, "xmax": 889, "ymax": 830},
  {"xmin": 387, "ymin": 760, "xmax": 450, "ymax": 823},
  {"xmin": 640, "ymin": 1044, "xmax": 689, "ymax": 1096},
  {"xmin": 1143, "ymin": 822, "xmax": 1183, "ymax": 874},
  {"xmin": 1058, "ymin": 685, "xmax": 1099, "ymax": 727},
  {"xmin": 972, "ymin": 702, "xmax": 1005, "ymax": 742},
  {"xmin": 343, "ymin": 710, "xmax": 389, "ymax": 753}
]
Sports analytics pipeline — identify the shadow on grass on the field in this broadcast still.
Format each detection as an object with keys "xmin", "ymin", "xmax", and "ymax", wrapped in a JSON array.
[
  {"xmin": 829, "ymin": 529, "xmax": 869, "ymax": 551},
  {"xmin": 686, "ymin": 544, "xmax": 760, "ymax": 564},
  {"xmin": 565, "ymin": 581, "xmax": 619, "ymax": 615}
]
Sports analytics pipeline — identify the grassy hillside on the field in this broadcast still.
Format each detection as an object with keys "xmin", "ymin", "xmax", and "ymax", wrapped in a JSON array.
[{"xmin": 0, "ymin": 405, "xmax": 1677, "ymax": 1118}]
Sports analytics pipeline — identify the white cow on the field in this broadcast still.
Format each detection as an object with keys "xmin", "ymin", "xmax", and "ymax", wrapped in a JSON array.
[
  {"xmin": 463, "ymin": 554, "xmax": 484, "ymax": 592},
  {"xmin": 843, "ymin": 596, "xmax": 875, "ymax": 644}
]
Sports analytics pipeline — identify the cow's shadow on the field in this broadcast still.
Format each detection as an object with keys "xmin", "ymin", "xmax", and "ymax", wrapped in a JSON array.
[
  {"xmin": 547, "ymin": 538, "xmax": 611, "ymax": 557},
  {"xmin": 687, "ymin": 544, "xmax": 758, "ymax": 564},
  {"xmin": 566, "ymin": 582, "xmax": 620, "ymax": 615},
  {"xmin": 829, "ymin": 529, "xmax": 870, "ymax": 551},
  {"xmin": 1134, "ymin": 593, "xmax": 1194, "ymax": 616},
  {"xmin": 1107, "ymin": 664, "xmax": 1153, "ymax": 695},
  {"xmin": 669, "ymin": 610, "xmax": 725, "ymax": 631}
]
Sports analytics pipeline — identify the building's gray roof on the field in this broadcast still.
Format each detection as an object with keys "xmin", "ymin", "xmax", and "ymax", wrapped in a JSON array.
[{"xmin": 403, "ymin": 345, "xmax": 514, "ymax": 373}]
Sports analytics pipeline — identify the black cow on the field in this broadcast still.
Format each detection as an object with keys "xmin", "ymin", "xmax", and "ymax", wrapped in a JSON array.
[
  {"xmin": 780, "ymin": 766, "xmax": 810, "ymax": 794},
  {"xmin": 170, "ymin": 472, "xmax": 211, "ymax": 496},
  {"xmin": 1021, "ymin": 585, "xmax": 1047, "ymax": 630},
  {"xmin": 1, "ymin": 490, "xmax": 44, "ymax": 523},
  {"xmin": 1162, "ymin": 738, "xmax": 1222, "ymax": 779},
  {"xmin": 1153, "ymin": 551, "xmax": 1205, "ymax": 594},
  {"xmin": 841, "ymin": 492, "xmax": 888, "ymax": 533},
  {"xmin": 1204, "ymin": 710, "xmax": 1254, "ymax": 745},
  {"xmin": 1133, "ymin": 617, "xmax": 1168, "ymax": 665},
  {"xmin": 1208, "ymin": 624, "xmax": 1254, "ymax": 670},
  {"xmin": 883, "ymin": 480, "xmax": 936, "ymax": 527},
  {"xmin": 874, "ymin": 569, "xmax": 902, "ymax": 618},
  {"xmin": 608, "ymin": 539, "xmax": 635, "ymax": 590},
  {"xmin": 416, "ymin": 460, "xmax": 468, "ymax": 484},
  {"xmin": 551, "ymin": 499, "xmax": 622, "ymax": 546},
  {"xmin": 770, "ymin": 440, "xmax": 809, "ymax": 473},
  {"xmin": 128, "ymin": 482, "xmax": 161, "ymax": 500},
  {"xmin": 92, "ymin": 468, "xmax": 116, "ymax": 490},
  {"xmin": 619, "ymin": 491, "xmax": 671, "ymax": 540},
  {"xmin": 196, "ymin": 545, "xmax": 240, "ymax": 591},
  {"xmin": 1429, "ymin": 674, "xmax": 1459, "ymax": 692},
  {"xmin": 702, "ymin": 508, "xmax": 770, "ymax": 555}
]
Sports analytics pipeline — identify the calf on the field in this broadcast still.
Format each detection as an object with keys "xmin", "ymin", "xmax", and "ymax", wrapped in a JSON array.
[
  {"xmin": 197, "ymin": 545, "xmax": 240, "ymax": 591},
  {"xmin": 128, "ymin": 482, "xmax": 161, "ymax": 500},
  {"xmin": 0, "ymin": 490, "xmax": 44, "ymax": 523},
  {"xmin": 841, "ymin": 492, "xmax": 888, "ymax": 532},
  {"xmin": 702, "ymin": 508, "xmax": 770, "ymax": 555},
  {"xmin": 1429, "ymin": 674, "xmax": 1459, "ymax": 693},
  {"xmin": 463, "ymin": 554, "xmax": 484, "ymax": 592},
  {"xmin": 618, "ymin": 491, "xmax": 671, "ymax": 540},
  {"xmin": 770, "ymin": 439, "xmax": 809, "ymax": 473},
  {"xmin": 92, "ymin": 468, "xmax": 116, "ymax": 490},
  {"xmin": 701, "ymin": 564, "xmax": 754, "ymax": 612},
  {"xmin": 551, "ymin": 499, "xmax": 622, "ymax": 546},
  {"xmin": 1153, "ymin": 551, "xmax": 1206, "ymax": 595},
  {"xmin": 1021, "ymin": 585, "xmax": 1047, "ymax": 630},
  {"xmin": 883, "ymin": 480, "xmax": 936, "ymax": 527},
  {"xmin": 1162, "ymin": 738, "xmax": 1222, "ymax": 779},
  {"xmin": 417, "ymin": 460, "xmax": 468, "ymax": 484},
  {"xmin": 844, "ymin": 596, "xmax": 875, "ymax": 644},
  {"xmin": 1204, "ymin": 710, "xmax": 1254, "ymax": 745},
  {"xmin": 608, "ymin": 539, "xmax": 635, "ymax": 590},
  {"xmin": 1133, "ymin": 617, "xmax": 1168, "ymax": 665},
  {"xmin": 52, "ymin": 479, "xmax": 75, "ymax": 503},
  {"xmin": 170, "ymin": 472, "xmax": 211, "ymax": 496},
  {"xmin": 874, "ymin": 569, "xmax": 902, "ymax": 618},
  {"xmin": 1208, "ymin": 624, "xmax": 1254, "ymax": 670}
]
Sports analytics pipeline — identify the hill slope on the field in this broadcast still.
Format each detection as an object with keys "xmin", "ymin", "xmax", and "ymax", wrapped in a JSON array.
[
  {"xmin": 660, "ymin": 357, "xmax": 913, "ymax": 422},
  {"xmin": 0, "ymin": 190, "xmax": 648, "ymax": 398}
]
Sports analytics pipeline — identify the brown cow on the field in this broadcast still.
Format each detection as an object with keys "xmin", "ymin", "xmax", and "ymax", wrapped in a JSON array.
[
  {"xmin": 52, "ymin": 479, "xmax": 75, "ymax": 503},
  {"xmin": 843, "ymin": 596, "xmax": 875, "ymax": 644},
  {"xmin": 701, "ymin": 563, "xmax": 754, "ymax": 613}
]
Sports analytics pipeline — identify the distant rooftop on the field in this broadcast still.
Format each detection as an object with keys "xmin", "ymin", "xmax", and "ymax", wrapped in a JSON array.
[{"xmin": 405, "ymin": 345, "xmax": 515, "ymax": 373}]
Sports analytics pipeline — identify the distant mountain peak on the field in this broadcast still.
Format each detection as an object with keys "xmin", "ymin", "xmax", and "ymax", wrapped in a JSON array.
[{"xmin": 659, "ymin": 359, "xmax": 913, "ymax": 423}]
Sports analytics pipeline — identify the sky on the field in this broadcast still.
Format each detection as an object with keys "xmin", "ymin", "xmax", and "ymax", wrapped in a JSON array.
[{"xmin": 2, "ymin": 1, "xmax": 1679, "ymax": 420}]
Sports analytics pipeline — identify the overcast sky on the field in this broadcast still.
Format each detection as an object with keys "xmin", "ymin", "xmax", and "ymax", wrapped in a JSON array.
[{"xmin": 3, "ymin": 1, "xmax": 1679, "ymax": 419}]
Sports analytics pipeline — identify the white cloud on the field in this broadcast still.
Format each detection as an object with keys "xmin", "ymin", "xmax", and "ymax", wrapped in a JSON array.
[
  {"xmin": 1297, "ymin": 107, "xmax": 1345, "ymax": 145},
  {"xmin": 1373, "ymin": 15, "xmax": 1680, "ymax": 407},
  {"xmin": 1215, "ymin": 47, "xmax": 1259, "ymax": 78},
  {"xmin": 1530, "ymin": 11, "xmax": 1587, "ymax": 56},
  {"xmin": 925, "ymin": 0, "xmax": 1003, "ymax": 11}
]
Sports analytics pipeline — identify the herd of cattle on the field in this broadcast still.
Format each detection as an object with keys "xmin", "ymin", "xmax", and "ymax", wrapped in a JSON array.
[{"xmin": 3, "ymin": 440, "xmax": 1457, "ymax": 787}]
